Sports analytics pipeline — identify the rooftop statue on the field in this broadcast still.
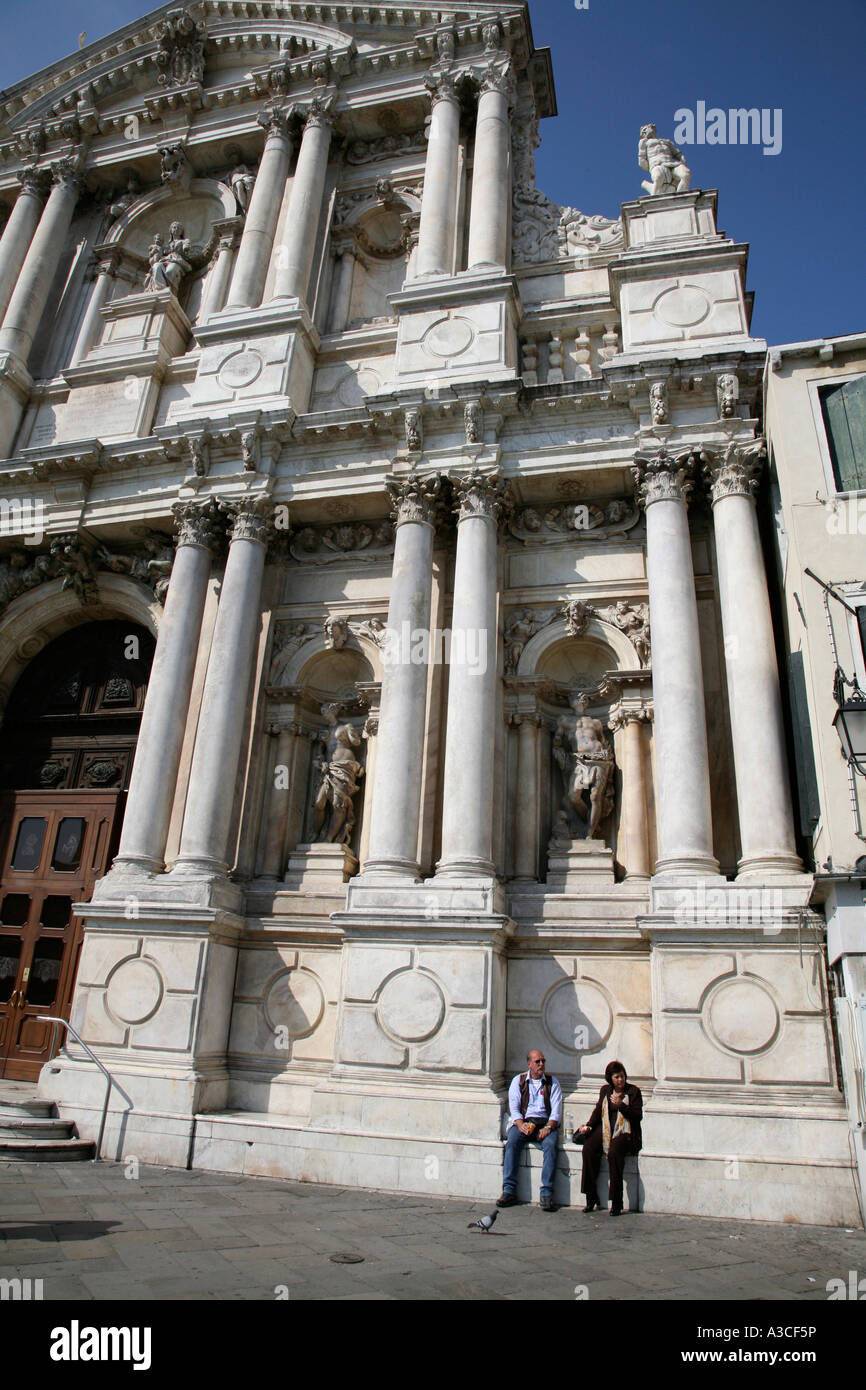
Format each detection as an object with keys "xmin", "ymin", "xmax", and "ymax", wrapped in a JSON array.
[{"xmin": 638, "ymin": 123, "xmax": 691, "ymax": 196}]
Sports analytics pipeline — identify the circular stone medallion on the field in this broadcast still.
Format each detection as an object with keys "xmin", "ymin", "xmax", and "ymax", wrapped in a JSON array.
[
  {"xmin": 377, "ymin": 970, "xmax": 445, "ymax": 1043},
  {"xmin": 422, "ymin": 315, "xmax": 475, "ymax": 359},
  {"xmin": 653, "ymin": 285, "xmax": 711, "ymax": 329},
  {"xmin": 264, "ymin": 968, "xmax": 324, "ymax": 1040},
  {"xmin": 217, "ymin": 348, "xmax": 264, "ymax": 391},
  {"xmin": 336, "ymin": 367, "xmax": 382, "ymax": 407},
  {"xmin": 106, "ymin": 958, "xmax": 163, "ymax": 1025},
  {"xmin": 544, "ymin": 978, "xmax": 613, "ymax": 1054},
  {"xmin": 706, "ymin": 978, "xmax": 779, "ymax": 1055}
]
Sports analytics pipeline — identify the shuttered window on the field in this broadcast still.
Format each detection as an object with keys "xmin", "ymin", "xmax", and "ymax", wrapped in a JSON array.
[{"xmin": 820, "ymin": 376, "xmax": 866, "ymax": 492}]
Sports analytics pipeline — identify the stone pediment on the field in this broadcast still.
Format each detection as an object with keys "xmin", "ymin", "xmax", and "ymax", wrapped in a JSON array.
[{"xmin": 0, "ymin": 1, "xmax": 551, "ymax": 152}]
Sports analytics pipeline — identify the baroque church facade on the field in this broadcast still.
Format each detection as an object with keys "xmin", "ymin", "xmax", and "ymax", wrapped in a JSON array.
[{"xmin": 0, "ymin": 1, "xmax": 860, "ymax": 1224}]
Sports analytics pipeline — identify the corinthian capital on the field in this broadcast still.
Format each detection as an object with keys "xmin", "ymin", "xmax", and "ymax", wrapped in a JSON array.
[
  {"xmin": 172, "ymin": 498, "xmax": 224, "ymax": 551},
  {"xmin": 257, "ymin": 104, "xmax": 290, "ymax": 139},
  {"xmin": 632, "ymin": 446, "xmax": 696, "ymax": 509},
  {"xmin": 51, "ymin": 158, "xmax": 86, "ymax": 195},
  {"xmin": 424, "ymin": 69, "xmax": 459, "ymax": 105},
  {"xmin": 478, "ymin": 59, "xmax": 515, "ymax": 102},
  {"xmin": 303, "ymin": 94, "xmax": 336, "ymax": 130},
  {"xmin": 16, "ymin": 167, "xmax": 50, "ymax": 198},
  {"xmin": 220, "ymin": 495, "xmax": 276, "ymax": 547},
  {"xmin": 701, "ymin": 439, "xmax": 766, "ymax": 504},
  {"xmin": 386, "ymin": 473, "xmax": 443, "ymax": 528},
  {"xmin": 451, "ymin": 469, "xmax": 512, "ymax": 525}
]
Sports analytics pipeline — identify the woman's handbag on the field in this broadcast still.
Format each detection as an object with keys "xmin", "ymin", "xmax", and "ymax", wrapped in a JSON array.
[{"xmin": 572, "ymin": 1128, "xmax": 589, "ymax": 1145}]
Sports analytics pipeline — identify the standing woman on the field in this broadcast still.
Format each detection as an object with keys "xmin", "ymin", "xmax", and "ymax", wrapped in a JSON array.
[{"xmin": 575, "ymin": 1060, "xmax": 642, "ymax": 1215}]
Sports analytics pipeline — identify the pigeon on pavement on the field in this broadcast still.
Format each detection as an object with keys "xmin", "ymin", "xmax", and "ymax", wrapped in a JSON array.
[{"xmin": 467, "ymin": 1211, "xmax": 498, "ymax": 1233}]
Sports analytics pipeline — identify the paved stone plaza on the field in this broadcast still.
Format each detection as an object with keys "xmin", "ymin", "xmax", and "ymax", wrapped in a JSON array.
[{"xmin": 1, "ymin": 1160, "xmax": 863, "ymax": 1302}]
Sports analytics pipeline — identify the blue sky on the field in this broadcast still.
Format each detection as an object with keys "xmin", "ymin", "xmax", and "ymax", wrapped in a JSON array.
[{"xmin": 0, "ymin": 0, "xmax": 862, "ymax": 345}]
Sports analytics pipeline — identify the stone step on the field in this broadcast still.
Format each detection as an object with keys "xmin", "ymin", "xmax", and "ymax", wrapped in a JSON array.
[
  {"xmin": 0, "ymin": 1114, "xmax": 75, "ymax": 1139},
  {"xmin": 0, "ymin": 1136, "xmax": 94, "ymax": 1162},
  {"xmin": 0, "ymin": 1097, "xmax": 55, "ymax": 1119}
]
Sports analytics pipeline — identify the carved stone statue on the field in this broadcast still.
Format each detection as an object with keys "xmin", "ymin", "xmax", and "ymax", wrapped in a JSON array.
[
  {"xmin": 313, "ymin": 707, "xmax": 364, "ymax": 845},
  {"xmin": 605, "ymin": 599, "xmax": 651, "ymax": 667},
  {"xmin": 716, "ymin": 373, "xmax": 738, "ymax": 419},
  {"xmin": 230, "ymin": 162, "xmax": 255, "ymax": 213},
  {"xmin": 639, "ymin": 123, "xmax": 691, "ymax": 196},
  {"xmin": 551, "ymin": 691, "xmax": 615, "ymax": 843},
  {"xmin": 504, "ymin": 608, "xmax": 548, "ymax": 675},
  {"xmin": 323, "ymin": 615, "xmax": 349, "ymax": 650},
  {"xmin": 144, "ymin": 221, "xmax": 194, "ymax": 294},
  {"xmin": 650, "ymin": 380, "xmax": 668, "ymax": 424}
]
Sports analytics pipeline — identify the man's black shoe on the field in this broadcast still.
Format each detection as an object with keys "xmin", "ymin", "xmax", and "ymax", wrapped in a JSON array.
[
  {"xmin": 583, "ymin": 1200, "xmax": 599, "ymax": 1214},
  {"xmin": 539, "ymin": 1194, "xmax": 555, "ymax": 1211},
  {"xmin": 496, "ymin": 1191, "xmax": 518, "ymax": 1207}
]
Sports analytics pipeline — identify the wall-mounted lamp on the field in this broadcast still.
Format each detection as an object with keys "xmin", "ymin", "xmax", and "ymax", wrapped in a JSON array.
[{"xmin": 833, "ymin": 668, "xmax": 866, "ymax": 778}]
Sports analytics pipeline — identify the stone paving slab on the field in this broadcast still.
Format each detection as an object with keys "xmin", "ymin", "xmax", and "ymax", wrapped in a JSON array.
[{"xmin": 0, "ymin": 1159, "xmax": 863, "ymax": 1302}]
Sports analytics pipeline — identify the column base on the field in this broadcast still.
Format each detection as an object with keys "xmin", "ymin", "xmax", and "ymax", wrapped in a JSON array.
[
  {"xmin": 435, "ymin": 855, "xmax": 497, "ymax": 880},
  {"xmin": 737, "ymin": 852, "xmax": 805, "ymax": 877},
  {"xmin": 653, "ymin": 852, "xmax": 721, "ymax": 878},
  {"xmin": 356, "ymin": 856, "xmax": 422, "ymax": 883}
]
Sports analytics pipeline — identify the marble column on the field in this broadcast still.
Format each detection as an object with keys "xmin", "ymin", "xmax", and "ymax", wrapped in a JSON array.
[
  {"xmin": 0, "ymin": 161, "xmax": 82, "ymax": 365},
  {"xmin": 363, "ymin": 475, "xmax": 441, "ymax": 879},
  {"xmin": 174, "ymin": 498, "xmax": 274, "ymax": 878},
  {"xmin": 260, "ymin": 722, "xmax": 299, "ymax": 879},
  {"xmin": 0, "ymin": 169, "xmax": 49, "ymax": 326},
  {"xmin": 327, "ymin": 229, "xmax": 356, "ymax": 334},
  {"xmin": 610, "ymin": 707, "xmax": 652, "ymax": 880},
  {"xmin": 272, "ymin": 98, "xmax": 333, "ymax": 303},
  {"xmin": 437, "ymin": 471, "xmax": 508, "ymax": 879},
  {"xmin": 466, "ymin": 64, "xmax": 512, "ymax": 270},
  {"xmin": 512, "ymin": 713, "xmax": 540, "ymax": 881},
  {"xmin": 201, "ymin": 220, "xmax": 242, "ymax": 319},
  {"xmin": 705, "ymin": 443, "xmax": 802, "ymax": 875},
  {"xmin": 633, "ymin": 448, "xmax": 718, "ymax": 876},
  {"xmin": 225, "ymin": 108, "xmax": 292, "ymax": 311},
  {"xmin": 415, "ymin": 72, "xmax": 461, "ymax": 278},
  {"xmin": 69, "ymin": 248, "xmax": 120, "ymax": 366},
  {"xmin": 113, "ymin": 500, "xmax": 223, "ymax": 874}
]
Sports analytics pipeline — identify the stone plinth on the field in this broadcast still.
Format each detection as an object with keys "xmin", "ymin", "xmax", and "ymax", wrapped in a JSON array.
[
  {"xmin": 284, "ymin": 843, "xmax": 358, "ymax": 891},
  {"xmin": 546, "ymin": 838, "xmax": 616, "ymax": 887}
]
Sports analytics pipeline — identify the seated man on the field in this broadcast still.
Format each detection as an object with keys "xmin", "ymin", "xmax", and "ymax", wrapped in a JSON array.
[{"xmin": 497, "ymin": 1049, "xmax": 562, "ymax": 1211}]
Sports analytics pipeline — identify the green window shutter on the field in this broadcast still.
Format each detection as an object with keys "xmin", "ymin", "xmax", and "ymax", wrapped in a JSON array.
[{"xmin": 820, "ymin": 376, "xmax": 866, "ymax": 491}]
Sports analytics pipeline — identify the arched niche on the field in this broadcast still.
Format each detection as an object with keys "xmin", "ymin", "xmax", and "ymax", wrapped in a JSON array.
[
  {"xmin": 274, "ymin": 631, "xmax": 383, "ymax": 691},
  {"xmin": 0, "ymin": 576, "xmax": 160, "ymax": 721},
  {"xmin": 106, "ymin": 179, "xmax": 237, "ymax": 322},
  {"xmin": 518, "ymin": 615, "xmax": 640, "ymax": 679}
]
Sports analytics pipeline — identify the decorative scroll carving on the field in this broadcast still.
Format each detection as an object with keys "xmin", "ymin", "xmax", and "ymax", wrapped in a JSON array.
[
  {"xmin": 345, "ymin": 130, "xmax": 427, "ymax": 166},
  {"xmin": 716, "ymin": 373, "xmax": 739, "ymax": 419},
  {"xmin": 650, "ymin": 379, "xmax": 669, "ymax": 425},
  {"xmin": 289, "ymin": 520, "xmax": 393, "ymax": 564},
  {"xmin": 464, "ymin": 401, "xmax": 482, "ymax": 445},
  {"xmin": 509, "ymin": 498, "xmax": 639, "ymax": 542},
  {"xmin": 550, "ymin": 691, "xmax": 616, "ymax": 843}
]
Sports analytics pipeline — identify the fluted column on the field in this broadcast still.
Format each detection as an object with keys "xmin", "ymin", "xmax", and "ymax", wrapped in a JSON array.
[
  {"xmin": 633, "ymin": 449, "xmax": 718, "ymax": 876},
  {"xmin": 363, "ymin": 475, "xmax": 441, "ymax": 879},
  {"xmin": 272, "ymin": 98, "xmax": 334, "ymax": 303},
  {"xmin": 0, "ymin": 169, "xmax": 49, "ymax": 326},
  {"xmin": 225, "ymin": 108, "xmax": 292, "ymax": 310},
  {"xmin": 610, "ymin": 707, "xmax": 652, "ymax": 880},
  {"xmin": 260, "ymin": 722, "xmax": 299, "ymax": 878},
  {"xmin": 70, "ymin": 248, "xmax": 120, "ymax": 366},
  {"xmin": 437, "ymin": 471, "xmax": 508, "ymax": 879},
  {"xmin": 512, "ymin": 713, "xmax": 540, "ymax": 881},
  {"xmin": 174, "ymin": 498, "xmax": 274, "ymax": 877},
  {"xmin": 113, "ymin": 500, "xmax": 223, "ymax": 874},
  {"xmin": 415, "ymin": 71, "xmax": 461, "ymax": 278},
  {"xmin": 201, "ymin": 219, "xmax": 242, "ymax": 318},
  {"xmin": 0, "ymin": 160, "xmax": 82, "ymax": 365},
  {"xmin": 466, "ymin": 63, "xmax": 512, "ymax": 270},
  {"xmin": 704, "ymin": 443, "xmax": 802, "ymax": 875}
]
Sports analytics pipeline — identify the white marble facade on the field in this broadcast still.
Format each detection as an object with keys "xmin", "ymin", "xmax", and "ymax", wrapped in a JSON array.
[{"xmin": 0, "ymin": 1, "xmax": 857, "ymax": 1224}]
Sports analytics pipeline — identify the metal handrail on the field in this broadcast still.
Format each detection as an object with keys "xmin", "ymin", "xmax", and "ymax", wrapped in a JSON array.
[{"xmin": 37, "ymin": 1015, "xmax": 114, "ymax": 1161}]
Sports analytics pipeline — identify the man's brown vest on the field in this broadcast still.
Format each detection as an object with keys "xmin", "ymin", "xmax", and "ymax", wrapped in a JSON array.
[{"xmin": 519, "ymin": 1071, "xmax": 552, "ymax": 1118}]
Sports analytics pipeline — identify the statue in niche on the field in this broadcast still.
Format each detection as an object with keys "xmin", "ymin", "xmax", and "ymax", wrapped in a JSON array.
[
  {"xmin": 230, "ymin": 162, "xmax": 255, "ymax": 213},
  {"xmin": 550, "ymin": 691, "xmax": 615, "ymax": 844},
  {"xmin": 313, "ymin": 704, "xmax": 364, "ymax": 845},
  {"xmin": 638, "ymin": 123, "xmax": 691, "ymax": 196},
  {"xmin": 144, "ymin": 221, "xmax": 195, "ymax": 294}
]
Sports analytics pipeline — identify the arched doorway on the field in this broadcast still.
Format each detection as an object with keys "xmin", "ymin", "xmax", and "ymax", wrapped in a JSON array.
[{"xmin": 0, "ymin": 620, "xmax": 154, "ymax": 1079}]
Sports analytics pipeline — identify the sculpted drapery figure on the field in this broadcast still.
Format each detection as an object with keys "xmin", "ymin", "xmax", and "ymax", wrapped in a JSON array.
[
  {"xmin": 551, "ymin": 691, "xmax": 615, "ymax": 843},
  {"xmin": 313, "ymin": 704, "xmax": 364, "ymax": 846},
  {"xmin": 638, "ymin": 123, "xmax": 691, "ymax": 196},
  {"xmin": 144, "ymin": 221, "xmax": 195, "ymax": 294}
]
